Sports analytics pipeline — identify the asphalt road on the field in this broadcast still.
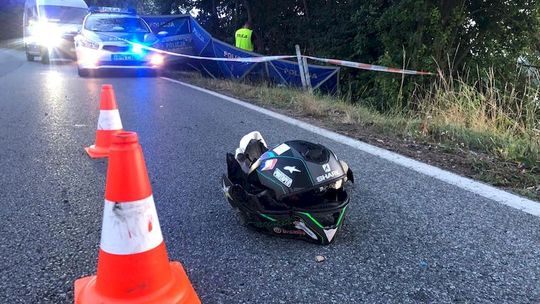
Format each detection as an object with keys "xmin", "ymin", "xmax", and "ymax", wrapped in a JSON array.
[{"xmin": 0, "ymin": 48, "xmax": 539, "ymax": 304}]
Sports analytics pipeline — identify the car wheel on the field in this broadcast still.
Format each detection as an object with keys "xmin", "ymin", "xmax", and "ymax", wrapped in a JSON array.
[
  {"xmin": 25, "ymin": 44, "xmax": 35, "ymax": 62},
  {"xmin": 77, "ymin": 67, "xmax": 89, "ymax": 77},
  {"xmin": 26, "ymin": 51, "xmax": 35, "ymax": 62},
  {"xmin": 40, "ymin": 48, "xmax": 50, "ymax": 64}
]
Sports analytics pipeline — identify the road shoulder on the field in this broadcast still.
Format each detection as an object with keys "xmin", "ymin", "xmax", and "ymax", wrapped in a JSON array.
[{"xmin": 160, "ymin": 75, "xmax": 540, "ymax": 217}]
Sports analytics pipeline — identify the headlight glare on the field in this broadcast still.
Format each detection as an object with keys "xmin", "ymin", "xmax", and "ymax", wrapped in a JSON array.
[
  {"xmin": 30, "ymin": 21, "xmax": 63, "ymax": 47},
  {"xmin": 78, "ymin": 51, "xmax": 100, "ymax": 67},
  {"xmin": 150, "ymin": 54, "xmax": 164, "ymax": 66}
]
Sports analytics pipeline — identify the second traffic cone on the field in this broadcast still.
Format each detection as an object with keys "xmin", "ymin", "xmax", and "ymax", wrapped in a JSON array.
[
  {"xmin": 85, "ymin": 84, "xmax": 123, "ymax": 158},
  {"xmin": 75, "ymin": 131, "xmax": 200, "ymax": 304}
]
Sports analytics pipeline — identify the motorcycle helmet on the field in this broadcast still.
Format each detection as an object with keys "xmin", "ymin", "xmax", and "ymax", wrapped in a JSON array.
[{"xmin": 222, "ymin": 131, "xmax": 354, "ymax": 245}]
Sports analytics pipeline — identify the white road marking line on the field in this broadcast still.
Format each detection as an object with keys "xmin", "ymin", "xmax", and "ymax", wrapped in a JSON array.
[{"xmin": 161, "ymin": 77, "xmax": 540, "ymax": 216}]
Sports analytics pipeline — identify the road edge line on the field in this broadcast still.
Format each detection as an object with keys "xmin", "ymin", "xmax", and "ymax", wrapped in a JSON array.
[{"xmin": 160, "ymin": 76, "xmax": 540, "ymax": 216}]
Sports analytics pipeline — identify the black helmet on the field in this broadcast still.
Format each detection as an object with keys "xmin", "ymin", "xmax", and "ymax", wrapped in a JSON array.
[{"xmin": 222, "ymin": 131, "xmax": 354, "ymax": 245}]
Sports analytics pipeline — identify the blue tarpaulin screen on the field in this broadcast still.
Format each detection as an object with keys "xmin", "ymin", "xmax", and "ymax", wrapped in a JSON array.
[{"xmin": 143, "ymin": 15, "xmax": 339, "ymax": 93}]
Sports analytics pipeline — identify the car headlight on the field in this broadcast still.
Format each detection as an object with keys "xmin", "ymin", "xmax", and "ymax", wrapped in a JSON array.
[
  {"xmin": 77, "ymin": 37, "xmax": 100, "ymax": 50},
  {"xmin": 29, "ymin": 21, "xmax": 63, "ymax": 47},
  {"xmin": 150, "ymin": 54, "xmax": 164, "ymax": 66}
]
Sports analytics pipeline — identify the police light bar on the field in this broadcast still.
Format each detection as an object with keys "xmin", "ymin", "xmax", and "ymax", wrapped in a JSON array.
[{"xmin": 88, "ymin": 6, "xmax": 137, "ymax": 15}]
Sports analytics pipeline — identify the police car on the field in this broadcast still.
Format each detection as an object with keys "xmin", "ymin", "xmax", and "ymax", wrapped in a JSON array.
[{"xmin": 74, "ymin": 7, "xmax": 166, "ymax": 77}]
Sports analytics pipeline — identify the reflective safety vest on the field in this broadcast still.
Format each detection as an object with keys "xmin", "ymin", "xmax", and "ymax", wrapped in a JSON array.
[{"xmin": 235, "ymin": 28, "xmax": 254, "ymax": 51}]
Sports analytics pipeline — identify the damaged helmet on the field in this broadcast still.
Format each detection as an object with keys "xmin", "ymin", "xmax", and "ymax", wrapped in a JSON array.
[{"xmin": 222, "ymin": 131, "xmax": 354, "ymax": 245}]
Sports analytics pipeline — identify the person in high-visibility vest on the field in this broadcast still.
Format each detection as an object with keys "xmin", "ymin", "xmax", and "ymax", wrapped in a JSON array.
[{"xmin": 235, "ymin": 21, "xmax": 256, "ymax": 52}]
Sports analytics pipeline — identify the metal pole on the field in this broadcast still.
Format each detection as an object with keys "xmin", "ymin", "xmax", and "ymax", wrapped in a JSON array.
[
  {"xmin": 295, "ymin": 44, "xmax": 307, "ymax": 89},
  {"xmin": 302, "ymin": 56, "xmax": 313, "ymax": 93}
]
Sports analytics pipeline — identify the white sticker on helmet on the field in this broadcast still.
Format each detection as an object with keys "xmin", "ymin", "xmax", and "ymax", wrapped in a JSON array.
[
  {"xmin": 273, "ymin": 168, "xmax": 293, "ymax": 187},
  {"xmin": 283, "ymin": 166, "xmax": 301, "ymax": 174},
  {"xmin": 322, "ymin": 163, "xmax": 331, "ymax": 172},
  {"xmin": 273, "ymin": 143, "xmax": 290, "ymax": 155}
]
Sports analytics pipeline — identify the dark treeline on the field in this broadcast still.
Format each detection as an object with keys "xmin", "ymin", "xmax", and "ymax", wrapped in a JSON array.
[
  {"xmin": 0, "ymin": 0, "xmax": 25, "ymax": 41},
  {"xmin": 160, "ymin": 1, "xmax": 540, "ymax": 110},
  {"xmin": 159, "ymin": 0, "xmax": 539, "ymax": 109},
  {"xmin": 2, "ymin": 0, "xmax": 539, "ymax": 109}
]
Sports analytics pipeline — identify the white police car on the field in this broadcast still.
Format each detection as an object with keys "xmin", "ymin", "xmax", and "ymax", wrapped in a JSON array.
[{"xmin": 74, "ymin": 7, "xmax": 166, "ymax": 77}]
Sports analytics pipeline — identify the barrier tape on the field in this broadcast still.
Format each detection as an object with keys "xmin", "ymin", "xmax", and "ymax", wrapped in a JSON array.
[
  {"xmin": 154, "ymin": 49, "xmax": 296, "ymax": 63},
  {"xmin": 303, "ymin": 55, "xmax": 434, "ymax": 76},
  {"xmin": 100, "ymin": 33, "xmax": 433, "ymax": 75},
  {"xmin": 100, "ymin": 33, "xmax": 295, "ymax": 62}
]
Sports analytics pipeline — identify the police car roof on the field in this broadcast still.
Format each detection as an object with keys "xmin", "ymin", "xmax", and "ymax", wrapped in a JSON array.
[{"xmin": 36, "ymin": 0, "xmax": 88, "ymax": 8}]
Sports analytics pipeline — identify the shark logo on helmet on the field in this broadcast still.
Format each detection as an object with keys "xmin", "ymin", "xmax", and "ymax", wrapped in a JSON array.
[
  {"xmin": 283, "ymin": 166, "xmax": 301, "ymax": 174},
  {"xmin": 322, "ymin": 163, "xmax": 331, "ymax": 172}
]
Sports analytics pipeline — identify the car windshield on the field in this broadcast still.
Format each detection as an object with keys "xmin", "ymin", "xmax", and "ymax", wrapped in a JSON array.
[
  {"xmin": 84, "ymin": 15, "xmax": 149, "ymax": 33},
  {"xmin": 38, "ymin": 6, "xmax": 88, "ymax": 24}
]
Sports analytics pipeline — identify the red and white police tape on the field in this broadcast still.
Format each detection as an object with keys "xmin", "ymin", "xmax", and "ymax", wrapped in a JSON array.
[
  {"xmin": 154, "ymin": 48, "xmax": 296, "ymax": 63},
  {"xmin": 104, "ymin": 33, "xmax": 434, "ymax": 75},
  {"xmin": 303, "ymin": 55, "xmax": 434, "ymax": 76},
  {"xmin": 100, "ymin": 34, "xmax": 295, "ymax": 62}
]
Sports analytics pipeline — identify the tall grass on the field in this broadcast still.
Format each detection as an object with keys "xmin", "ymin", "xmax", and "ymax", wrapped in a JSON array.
[
  {"xmin": 412, "ymin": 67, "xmax": 540, "ymax": 169},
  {"xmin": 170, "ymin": 69, "xmax": 539, "ymax": 197}
]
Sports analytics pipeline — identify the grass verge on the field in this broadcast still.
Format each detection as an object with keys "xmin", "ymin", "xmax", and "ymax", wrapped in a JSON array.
[{"xmin": 165, "ymin": 70, "xmax": 539, "ymax": 201}]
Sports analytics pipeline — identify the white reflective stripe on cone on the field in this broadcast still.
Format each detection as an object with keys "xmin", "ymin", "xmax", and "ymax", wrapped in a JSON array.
[
  {"xmin": 100, "ymin": 195, "xmax": 163, "ymax": 255},
  {"xmin": 97, "ymin": 109, "xmax": 123, "ymax": 130}
]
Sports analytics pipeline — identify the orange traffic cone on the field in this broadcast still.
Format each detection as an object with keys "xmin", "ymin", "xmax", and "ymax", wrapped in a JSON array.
[
  {"xmin": 85, "ymin": 84, "xmax": 123, "ymax": 158},
  {"xmin": 75, "ymin": 131, "xmax": 200, "ymax": 304}
]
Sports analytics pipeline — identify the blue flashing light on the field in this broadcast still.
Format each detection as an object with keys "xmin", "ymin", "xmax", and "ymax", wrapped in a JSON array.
[
  {"xmin": 88, "ymin": 6, "xmax": 137, "ymax": 15},
  {"xmin": 132, "ymin": 44, "xmax": 143, "ymax": 54}
]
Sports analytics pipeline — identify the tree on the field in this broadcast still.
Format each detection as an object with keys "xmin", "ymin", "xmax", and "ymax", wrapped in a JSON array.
[{"xmin": 1, "ymin": 0, "xmax": 538, "ymax": 111}]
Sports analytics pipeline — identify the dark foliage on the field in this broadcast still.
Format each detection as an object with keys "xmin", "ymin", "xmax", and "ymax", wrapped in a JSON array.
[{"xmin": 2, "ymin": 0, "xmax": 539, "ymax": 109}]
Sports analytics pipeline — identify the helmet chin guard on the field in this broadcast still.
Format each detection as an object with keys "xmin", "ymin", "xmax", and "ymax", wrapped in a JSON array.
[{"xmin": 222, "ymin": 132, "xmax": 354, "ymax": 245}]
